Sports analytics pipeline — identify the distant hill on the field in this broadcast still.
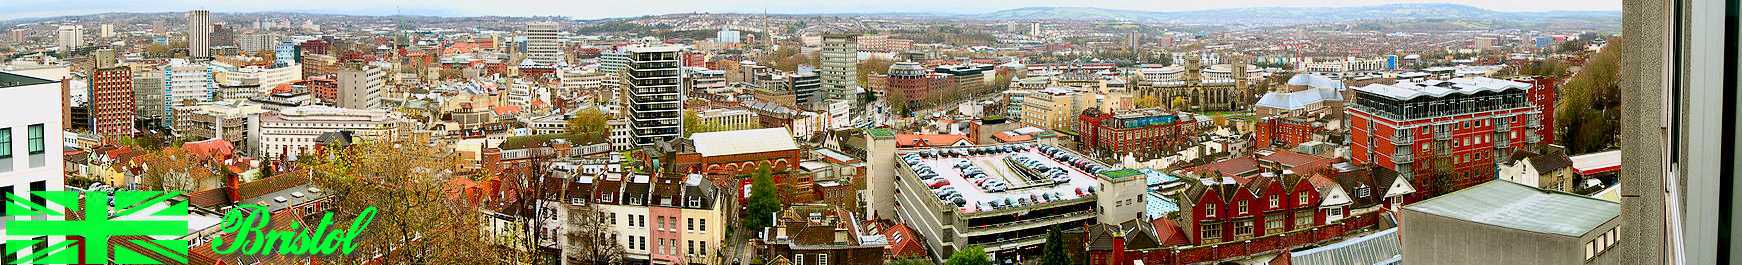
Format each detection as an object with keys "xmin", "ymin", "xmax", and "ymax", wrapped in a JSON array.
[{"xmin": 979, "ymin": 3, "xmax": 1620, "ymax": 25}]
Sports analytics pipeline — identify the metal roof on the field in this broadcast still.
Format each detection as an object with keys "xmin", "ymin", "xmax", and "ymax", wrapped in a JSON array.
[
  {"xmin": 691, "ymin": 128, "xmax": 799, "ymax": 157},
  {"xmin": 1290, "ymin": 227, "xmax": 1402, "ymax": 265},
  {"xmin": 1405, "ymin": 181, "xmax": 1619, "ymax": 237},
  {"xmin": 1352, "ymin": 77, "xmax": 1529, "ymax": 101}
]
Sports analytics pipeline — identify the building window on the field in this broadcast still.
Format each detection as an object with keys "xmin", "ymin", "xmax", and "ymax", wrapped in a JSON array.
[
  {"xmin": 688, "ymin": 218, "xmax": 695, "ymax": 231},
  {"xmin": 700, "ymin": 241, "xmax": 706, "ymax": 255},
  {"xmin": 1234, "ymin": 220, "xmax": 1254, "ymax": 240},
  {"xmin": 1295, "ymin": 211, "xmax": 1313, "ymax": 227},
  {"xmin": 796, "ymin": 254, "xmax": 805, "ymax": 265},
  {"xmin": 1201, "ymin": 222, "xmax": 1222, "ymax": 244},
  {"xmin": 1238, "ymin": 201, "xmax": 1248, "ymax": 214},
  {"xmin": 1357, "ymin": 187, "xmax": 1371, "ymax": 198},
  {"xmin": 0, "ymin": 128, "xmax": 10, "ymax": 158},
  {"xmin": 1268, "ymin": 195, "xmax": 1279, "ymax": 208},
  {"xmin": 1204, "ymin": 204, "xmax": 1217, "ymax": 217},
  {"xmin": 26, "ymin": 124, "xmax": 42, "ymax": 154},
  {"xmin": 1265, "ymin": 215, "xmax": 1285, "ymax": 235},
  {"xmin": 1298, "ymin": 193, "xmax": 1309, "ymax": 205},
  {"xmin": 700, "ymin": 219, "xmax": 707, "ymax": 231},
  {"xmin": 819, "ymin": 254, "xmax": 829, "ymax": 265}
]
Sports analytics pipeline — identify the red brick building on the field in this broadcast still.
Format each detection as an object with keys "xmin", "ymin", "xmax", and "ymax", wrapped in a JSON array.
[
  {"xmin": 1077, "ymin": 108, "xmax": 1200, "ymax": 159},
  {"xmin": 299, "ymin": 77, "xmax": 338, "ymax": 105},
  {"xmin": 1347, "ymin": 77, "xmax": 1543, "ymax": 202},
  {"xmin": 868, "ymin": 61, "xmax": 954, "ymax": 104},
  {"xmin": 1525, "ymin": 77, "xmax": 1557, "ymax": 146},
  {"xmin": 88, "ymin": 66, "xmax": 135, "ymax": 136},
  {"xmin": 1254, "ymin": 116, "xmax": 1319, "ymax": 149}
]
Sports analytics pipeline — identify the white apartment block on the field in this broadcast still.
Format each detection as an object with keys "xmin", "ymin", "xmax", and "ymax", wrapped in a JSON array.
[
  {"xmin": 336, "ymin": 62, "xmax": 384, "ymax": 110},
  {"xmin": 0, "ymin": 72, "xmax": 67, "ymax": 261}
]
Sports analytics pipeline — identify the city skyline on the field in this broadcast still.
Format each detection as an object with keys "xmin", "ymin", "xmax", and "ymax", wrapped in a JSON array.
[{"xmin": 1, "ymin": 0, "xmax": 1621, "ymax": 21}]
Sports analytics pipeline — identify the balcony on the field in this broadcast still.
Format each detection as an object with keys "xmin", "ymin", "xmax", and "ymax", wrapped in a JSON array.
[
  {"xmin": 1527, "ymin": 134, "xmax": 1542, "ymax": 143},
  {"xmin": 1391, "ymin": 134, "xmax": 1412, "ymax": 145},
  {"xmin": 1435, "ymin": 147, "xmax": 1452, "ymax": 157},
  {"xmin": 1494, "ymin": 137, "xmax": 1510, "ymax": 149},
  {"xmin": 1434, "ymin": 130, "xmax": 1451, "ymax": 141},
  {"xmin": 1394, "ymin": 153, "xmax": 1413, "ymax": 164},
  {"xmin": 1527, "ymin": 119, "xmax": 1542, "ymax": 128}
]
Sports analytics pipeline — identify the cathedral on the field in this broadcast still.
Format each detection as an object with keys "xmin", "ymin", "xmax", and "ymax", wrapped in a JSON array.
[{"xmin": 1133, "ymin": 53, "xmax": 1266, "ymax": 112}]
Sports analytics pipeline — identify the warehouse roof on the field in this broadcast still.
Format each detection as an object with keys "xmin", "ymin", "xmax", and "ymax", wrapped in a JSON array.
[{"xmin": 1405, "ymin": 180, "xmax": 1619, "ymax": 237}]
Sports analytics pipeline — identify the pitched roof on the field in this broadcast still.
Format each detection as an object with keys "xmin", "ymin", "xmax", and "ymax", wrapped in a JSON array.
[
  {"xmin": 1404, "ymin": 180, "xmax": 1620, "ymax": 237},
  {"xmin": 691, "ymin": 128, "xmax": 799, "ymax": 157}
]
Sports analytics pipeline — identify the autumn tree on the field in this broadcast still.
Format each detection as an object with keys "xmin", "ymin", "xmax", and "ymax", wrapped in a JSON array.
[
  {"xmin": 567, "ymin": 108, "xmax": 610, "ymax": 143},
  {"xmin": 1134, "ymin": 95, "xmax": 1163, "ymax": 109},
  {"xmin": 683, "ymin": 110, "xmax": 729, "ymax": 137},
  {"xmin": 136, "ymin": 146, "xmax": 211, "ymax": 192},
  {"xmin": 305, "ymin": 140, "xmax": 506, "ymax": 264},
  {"xmin": 1556, "ymin": 38, "xmax": 1622, "ymax": 154},
  {"xmin": 857, "ymin": 57, "xmax": 895, "ymax": 85}
]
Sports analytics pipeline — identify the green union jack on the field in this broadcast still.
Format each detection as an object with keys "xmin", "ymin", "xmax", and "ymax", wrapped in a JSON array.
[{"xmin": 4, "ymin": 191, "xmax": 190, "ymax": 264}]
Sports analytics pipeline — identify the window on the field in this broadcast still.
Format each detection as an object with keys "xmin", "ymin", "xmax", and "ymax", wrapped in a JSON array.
[
  {"xmin": 1201, "ymin": 222, "xmax": 1222, "ymax": 244},
  {"xmin": 0, "ymin": 128, "xmax": 10, "ymax": 158},
  {"xmin": 1268, "ymin": 195, "xmax": 1279, "ymax": 208},
  {"xmin": 1265, "ymin": 216, "xmax": 1285, "ymax": 235},
  {"xmin": 1295, "ymin": 212, "xmax": 1313, "ymax": 227},
  {"xmin": 1238, "ymin": 201, "xmax": 1248, "ymax": 214},
  {"xmin": 700, "ymin": 219, "xmax": 707, "ymax": 231},
  {"xmin": 1234, "ymin": 221, "xmax": 1254, "ymax": 240},
  {"xmin": 26, "ymin": 124, "xmax": 42, "ymax": 154},
  {"xmin": 700, "ymin": 241, "xmax": 706, "ymax": 255},
  {"xmin": 1204, "ymin": 204, "xmax": 1217, "ymax": 217},
  {"xmin": 1357, "ymin": 187, "xmax": 1371, "ymax": 198},
  {"xmin": 1298, "ymin": 193, "xmax": 1309, "ymax": 205},
  {"xmin": 819, "ymin": 254, "xmax": 829, "ymax": 265},
  {"xmin": 688, "ymin": 240, "xmax": 695, "ymax": 255},
  {"xmin": 688, "ymin": 218, "xmax": 695, "ymax": 231},
  {"xmin": 1585, "ymin": 241, "xmax": 1595, "ymax": 260},
  {"xmin": 796, "ymin": 254, "xmax": 805, "ymax": 265},
  {"xmin": 610, "ymin": 213, "xmax": 617, "ymax": 225}
]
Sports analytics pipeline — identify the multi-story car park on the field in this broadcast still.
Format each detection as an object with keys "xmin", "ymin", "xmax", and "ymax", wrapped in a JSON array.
[{"xmin": 870, "ymin": 134, "xmax": 1146, "ymax": 264}]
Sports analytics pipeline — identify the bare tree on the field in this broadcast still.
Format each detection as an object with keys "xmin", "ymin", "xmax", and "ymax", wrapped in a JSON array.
[
  {"xmin": 305, "ymin": 140, "xmax": 505, "ymax": 265},
  {"xmin": 566, "ymin": 203, "xmax": 627, "ymax": 265}
]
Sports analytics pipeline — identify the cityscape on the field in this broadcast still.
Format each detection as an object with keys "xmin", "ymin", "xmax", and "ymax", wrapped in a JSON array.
[{"xmin": 0, "ymin": 0, "xmax": 1653, "ymax": 264}]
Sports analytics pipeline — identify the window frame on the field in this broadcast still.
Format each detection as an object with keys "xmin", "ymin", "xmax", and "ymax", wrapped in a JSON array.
[{"xmin": 25, "ymin": 124, "xmax": 42, "ymax": 155}]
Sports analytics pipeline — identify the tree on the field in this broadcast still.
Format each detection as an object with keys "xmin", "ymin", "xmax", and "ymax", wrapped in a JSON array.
[
  {"xmin": 1134, "ymin": 95, "xmax": 1163, "ymax": 109},
  {"xmin": 305, "ymin": 140, "xmax": 506, "ymax": 264},
  {"xmin": 1556, "ymin": 38, "xmax": 1622, "ymax": 154},
  {"xmin": 887, "ymin": 258, "xmax": 934, "ymax": 265},
  {"xmin": 137, "ymin": 146, "xmax": 211, "ymax": 191},
  {"xmin": 1041, "ymin": 226, "xmax": 1069, "ymax": 265},
  {"xmin": 567, "ymin": 203, "xmax": 627, "ymax": 265},
  {"xmin": 744, "ymin": 164, "xmax": 781, "ymax": 233},
  {"xmin": 258, "ymin": 152, "xmax": 273, "ymax": 180},
  {"xmin": 857, "ymin": 57, "xmax": 895, "ymax": 85},
  {"xmin": 1171, "ymin": 96, "xmax": 1190, "ymax": 111},
  {"xmin": 946, "ymin": 245, "xmax": 993, "ymax": 265},
  {"xmin": 567, "ymin": 108, "xmax": 610, "ymax": 143},
  {"xmin": 886, "ymin": 88, "xmax": 911, "ymax": 116}
]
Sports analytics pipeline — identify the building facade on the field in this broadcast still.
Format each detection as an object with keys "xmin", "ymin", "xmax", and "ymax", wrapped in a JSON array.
[
  {"xmin": 336, "ymin": 62, "xmax": 384, "ymax": 110},
  {"xmin": 188, "ymin": 10, "xmax": 211, "ymax": 59},
  {"xmin": 0, "ymin": 72, "xmax": 68, "ymax": 262},
  {"xmin": 88, "ymin": 66, "xmax": 135, "ymax": 136},
  {"xmin": 1347, "ymin": 77, "xmax": 1543, "ymax": 202},
  {"xmin": 525, "ymin": 22, "xmax": 563, "ymax": 66},
  {"xmin": 252, "ymin": 105, "xmax": 408, "ymax": 160},
  {"xmin": 625, "ymin": 46, "xmax": 684, "ymax": 146},
  {"xmin": 819, "ymin": 33, "xmax": 858, "ymax": 104},
  {"xmin": 1076, "ymin": 108, "xmax": 1200, "ymax": 160}
]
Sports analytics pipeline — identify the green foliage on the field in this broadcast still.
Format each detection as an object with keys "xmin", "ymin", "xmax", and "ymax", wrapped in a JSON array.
[
  {"xmin": 745, "ymin": 164, "xmax": 781, "ymax": 232},
  {"xmin": 683, "ymin": 110, "xmax": 730, "ymax": 137},
  {"xmin": 946, "ymin": 246, "xmax": 993, "ymax": 265},
  {"xmin": 1556, "ymin": 38, "xmax": 1621, "ymax": 154},
  {"xmin": 1042, "ymin": 226, "xmax": 1070, "ymax": 265},
  {"xmin": 567, "ymin": 108, "xmax": 610, "ymax": 143},
  {"xmin": 576, "ymin": 21, "xmax": 671, "ymax": 34}
]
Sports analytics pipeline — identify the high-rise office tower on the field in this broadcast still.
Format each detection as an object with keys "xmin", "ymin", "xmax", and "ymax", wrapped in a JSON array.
[
  {"xmin": 55, "ymin": 25, "xmax": 82, "ymax": 52},
  {"xmin": 524, "ymin": 22, "xmax": 562, "ymax": 66},
  {"xmin": 820, "ymin": 33, "xmax": 858, "ymax": 104},
  {"xmin": 624, "ymin": 45, "xmax": 683, "ymax": 146},
  {"xmin": 87, "ymin": 66, "xmax": 135, "ymax": 136},
  {"xmin": 162, "ymin": 59, "xmax": 215, "ymax": 128},
  {"xmin": 187, "ymin": 10, "xmax": 211, "ymax": 59},
  {"xmin": 336, "ymin": 62, "xmax": 383, "ymax": 110},
  {"xmin": 99, "ymin": 23, "xmax": 113, "ymax": 39}
]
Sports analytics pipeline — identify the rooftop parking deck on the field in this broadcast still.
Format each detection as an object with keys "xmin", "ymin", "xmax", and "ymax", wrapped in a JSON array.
[{"xmin": 898, "ymin": 144, "xmax": 1112, "ymax": 214}]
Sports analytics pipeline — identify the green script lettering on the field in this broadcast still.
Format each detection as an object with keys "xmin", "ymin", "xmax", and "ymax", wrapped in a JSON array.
[{"xmin": 209, "ymin": 205, "xmax": 378, "ymax": 256}]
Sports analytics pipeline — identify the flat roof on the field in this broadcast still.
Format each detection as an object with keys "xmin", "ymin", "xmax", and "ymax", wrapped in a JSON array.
[
  {"xmin": 1353, "ymin": 77, "xmax": 1529, "ymax": 101},
  {"xmin": 898, "ymin": 144, "xmax": 1112, "ymax": 214},
  {"xmin": 0, "ymin": 71, "xmax": 56, "ymax": 88},
  {"xmin": 1405, "ymin": 181, "xmax": 1619, "ymax": 237},
  {"xmin": 1568, "ymin": 150, "xmax": 1621, "ymax": 175},
  {"xmin": 691, "ymin": 127, "xmax": 799, "ymax": 157}
]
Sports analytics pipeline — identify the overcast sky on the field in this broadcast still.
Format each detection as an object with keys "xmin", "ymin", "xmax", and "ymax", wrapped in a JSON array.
[{"xmin": 1, "ymin": 0, "xmax": 1623, "ymax": 21}]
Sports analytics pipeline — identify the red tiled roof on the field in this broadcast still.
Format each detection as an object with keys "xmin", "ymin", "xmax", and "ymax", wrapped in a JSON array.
[
  {"xmin": 1186, "ymin": 157, "xmax": 1261, "ymax": 177},
  {"xmin": 992, "ymin": 132, "xmax": 1033, "ymax": 143},
  {"xmin": 883, "ymin": 223, "xmax": 928, "ymax": 258},
  {"xmin": 1149, "ymin": 218, "xmax": 1190, "ymax": 247},
  {"xmin": 182, "ymin": 138, "xmax": 235, "ymax": 160}
]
